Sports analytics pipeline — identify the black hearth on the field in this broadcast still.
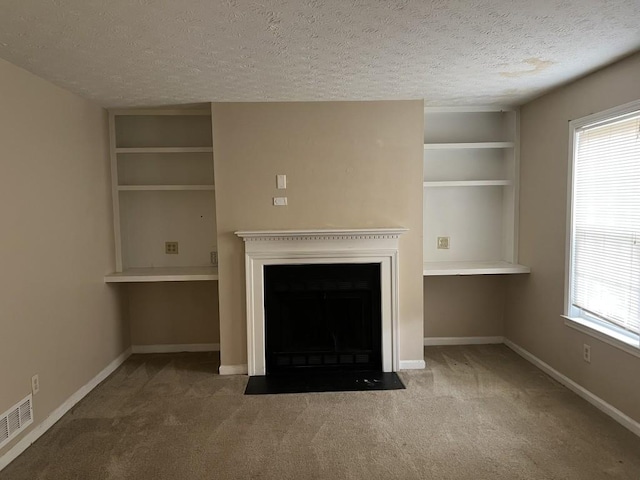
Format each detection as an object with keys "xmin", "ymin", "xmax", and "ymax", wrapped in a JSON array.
[{"xmin": 264, "ymin": 263, "xmax": 382, "ymax": 374}]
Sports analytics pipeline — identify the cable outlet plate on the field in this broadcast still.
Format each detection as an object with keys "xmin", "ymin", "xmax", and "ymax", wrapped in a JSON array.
[
  {"xmin": 437, "ymin": 236, "xmax": 450, "ymax": 249},
  {"xmin": 165, "ymin": 242, "xmax": 179, "ymax": 254}
]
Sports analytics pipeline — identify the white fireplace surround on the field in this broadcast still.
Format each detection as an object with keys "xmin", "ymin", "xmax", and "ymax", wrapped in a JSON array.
[{"xmin": 235, "ymin": 228, "xmax": 407, "ymax": 376}]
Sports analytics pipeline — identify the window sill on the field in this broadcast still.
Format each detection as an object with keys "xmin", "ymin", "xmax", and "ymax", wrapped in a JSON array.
[{"xmin": 562, "ymin": 315, "xmax": 640, "ymax": 359}]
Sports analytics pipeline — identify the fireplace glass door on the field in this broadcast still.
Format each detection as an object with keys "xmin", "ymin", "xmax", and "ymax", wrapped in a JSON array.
[{"xmin": 264, "ymin": 263, "xmax": 382, "ymax": 374}]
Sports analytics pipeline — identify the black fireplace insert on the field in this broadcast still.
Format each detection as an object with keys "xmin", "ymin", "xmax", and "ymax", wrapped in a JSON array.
[{"xmin": 264, "ymin": 263, "xmax": 382, "ymax": 374}]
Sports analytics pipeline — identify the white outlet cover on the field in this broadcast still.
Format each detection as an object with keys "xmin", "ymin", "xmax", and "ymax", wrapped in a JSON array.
[
  {"xmin": 273, "ymin": 197, "xmax": 288, "ymax": 206},
  {"xmin": 277, "ymin": 175, "xmax": 287, "ymax": 189}
]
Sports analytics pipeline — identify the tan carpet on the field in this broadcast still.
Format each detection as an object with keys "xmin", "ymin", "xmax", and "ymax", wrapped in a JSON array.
[{"xmin": 2, "ymin": 345, "xmax": 639, "ymax": 479}]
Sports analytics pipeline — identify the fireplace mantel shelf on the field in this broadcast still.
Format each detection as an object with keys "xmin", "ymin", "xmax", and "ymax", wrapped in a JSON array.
[{"xmin": 235, "ymin": 228, "xmax": 408, "ymax": 242}]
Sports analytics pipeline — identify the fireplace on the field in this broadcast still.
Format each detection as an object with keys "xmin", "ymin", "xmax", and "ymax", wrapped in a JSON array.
[
  {"xmin": 235, "ymin": 228, "xmax": 406, "ymax": 376},
  {"xmin": 264, "ymin": 263, "xmax": 382, "ymax": 374}
]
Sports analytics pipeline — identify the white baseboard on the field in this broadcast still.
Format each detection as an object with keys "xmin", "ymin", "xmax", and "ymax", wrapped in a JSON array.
[
  {"xmin": 504, "ymin": 339, "xmax": 640, "ymax": 438},
  {"xmin": 219, "ymin": 364, "xmax": 248, "ymax": 375},
  {"xmin": 399, "ymin": 360, "xmax": 426, "ymax": 370},
  {"xmin": 131, "ymin": 343, "xmax": 220, "ymax": 354},
  {"xmin": 424, "ymin": 336, "xmax": 504, "ymax": 346},
  {"xmin": 0, "ymin": 347, "xmax": 132, "ymax": 472}
]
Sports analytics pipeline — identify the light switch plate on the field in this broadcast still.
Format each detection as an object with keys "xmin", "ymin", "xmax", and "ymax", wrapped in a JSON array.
[{"xmin": 276, "ymin": 174, "xmax": 287, "ymax": 189}]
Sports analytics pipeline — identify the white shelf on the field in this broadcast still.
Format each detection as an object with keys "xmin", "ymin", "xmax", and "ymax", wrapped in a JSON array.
[
  {"xmin": 111, "ymin": 108, "xmax": 211, "ymax": 117},
  {"xmin": 118, "ymin": 185, "xmax": 214, "ymax": 191},
  {"xmin": 109, "ymin": 108, "xmax": 217, "ymax": 276},
  {"xmin": 423, "ymin": 261, "xmax": 530, "ymax": 276},
  {"xmin": 423, "ymin": 142, "xmax": 514, "ymax": 150},
  {"xmin": 104, "ymin": 266, "xmax": 218, "ymax": 283},
  {"xmin": 116, "ymin": 147, "xmax": 213, "ymax": 154},
  {"xmin": 422, "ymin": 108, "xmax": 523, "ymax": 278},
  {"xmin": 423, "ymin": 180, "xmax": 511, "ymax": 188}
]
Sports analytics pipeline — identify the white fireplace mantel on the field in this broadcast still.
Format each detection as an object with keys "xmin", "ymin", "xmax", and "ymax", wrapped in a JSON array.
[{"xmin": 236, "ymin": 228, "xmax": 407, "ymax": 376}]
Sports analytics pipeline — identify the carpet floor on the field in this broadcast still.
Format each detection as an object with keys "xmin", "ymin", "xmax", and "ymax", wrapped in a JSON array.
[{"xmin": 2, "ymin": 345, "xmax": 639, "ymax": 479}]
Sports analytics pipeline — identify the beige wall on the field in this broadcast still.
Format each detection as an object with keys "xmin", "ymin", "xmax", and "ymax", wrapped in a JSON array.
[
  {"xmin": 129, "ymin": 283, "xmax": 219, "ymax": 346},
  {"xmin": 0, "ymin": 59, "xmax": 128, "ymax": 453},
  {"xmin": 424, "ymin": 276, "xmax": 506, "ymax": 338},
  {"xmin": 506, "ymin": 52, "xmax": 640, "ymax": 422},
  {"xmin": 212, "ymin": 101, "xmax": 424, "ymax": 368}
]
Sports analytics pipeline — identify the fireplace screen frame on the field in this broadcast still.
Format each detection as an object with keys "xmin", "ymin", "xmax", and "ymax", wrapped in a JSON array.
[
  {"xmin": 237, "ymin": 229, "xmax": 406, "ymax": 377},
  {"xmin": 264, "ymin": 263, "xmax": 383, "ymax": 374}
]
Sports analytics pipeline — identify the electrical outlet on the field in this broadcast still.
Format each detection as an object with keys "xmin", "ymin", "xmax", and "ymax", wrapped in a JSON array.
[
  {"xmin": 583, "ymin": 344, "xmax": 591, "ymax": 363},
  {"xmin": 165, "ymin": 242, "xmax": 179, "ymax": 254},
  {"xmin": 210, "ymin": 251, "xmax": 218, "ymax": 266},
  {"xmin": 31, "ymin": 374, "xmax": 40, "ymax": 395},
  {"xmin": 437, "ymin": 236, "xmax": 450, "ymax": 249}
]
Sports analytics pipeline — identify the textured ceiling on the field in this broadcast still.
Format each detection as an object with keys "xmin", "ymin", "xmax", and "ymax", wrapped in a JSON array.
[{"xmin": 0, "ymin": 0, "xmax": 638, "ymax": 108}]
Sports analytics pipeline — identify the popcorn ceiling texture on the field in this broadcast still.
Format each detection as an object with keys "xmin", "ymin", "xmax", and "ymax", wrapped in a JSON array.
[{"xmin": 0, "ymin": 0, "xmax": 638, "ymax": 107}]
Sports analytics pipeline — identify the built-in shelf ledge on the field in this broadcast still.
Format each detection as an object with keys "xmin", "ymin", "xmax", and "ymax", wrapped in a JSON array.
[
  {"xmin": 111, "ymin": 108, "xmax": 211, "ymax": 117},
  {"xmin": 118, "ymin": 185, "xmax": 215, "ymax": 191},
  {"xmin": 104, "ymin": 266, "xmax": 218, "ymax": 283},
  {"xmin": 423, "ymin": 180, "xmax": 511, "ymax": 188},
  {"xmin": 423, "ymin": 142, "xmax": 514, "ymax": 150},
  {"xmin": 115, "ymin": 147, "xmax": 213, "ymax": 154},
  {"xmin": 423, "ymin": 261, "xmax": 530, "ymax": 276}
]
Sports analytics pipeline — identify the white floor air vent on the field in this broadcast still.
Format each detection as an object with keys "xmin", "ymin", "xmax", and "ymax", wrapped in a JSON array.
[{"xmin": 0, "ymin": 394, "xmax": 33, "ymax": 449}]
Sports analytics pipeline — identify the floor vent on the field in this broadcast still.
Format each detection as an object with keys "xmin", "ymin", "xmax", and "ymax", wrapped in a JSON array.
[{"xmin": 0, "ymin": 394, "xmax": 33, "ymax": 449}]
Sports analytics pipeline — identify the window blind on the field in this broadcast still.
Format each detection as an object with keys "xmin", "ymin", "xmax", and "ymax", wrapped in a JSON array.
[{"xmin": 572, "ymin": 111, "xmax": 640, "ymax": 336}]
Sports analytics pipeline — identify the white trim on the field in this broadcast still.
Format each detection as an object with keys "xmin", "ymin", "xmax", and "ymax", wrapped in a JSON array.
[
  {"xmin": 219, "ymin": 364, "xmax": 248, "ymax": 375},
  {"xmin": 565, "ymin": 99, "xmax": 640, "ymax": 325},
  {"xmin": 562, "ymin": 316, "xmax": 640, "ymax": 359},
  {"xmin": 131, "ymin": 343, "xmax": 220, "ymax": 354},
  {"xmin": 117, "ymin": 185, "xmax": 214, "ymax": 191},
  {"xmin": 423, "ymin": 261, "xmax": 530, "ymax": 276},
  {"xmin": 399, "ymin": 360, "xmax": 426, "ymax": 370},
  {"xmin": 104, "ymin": 266, "xmax": 218, "ymax": 283},
  {"xmin": 423, "ymin": 336, "xmax": 504, "ymax": 346},
  {"xmin": 568, "ymin": 99, "xmax": 640, "ymax": 129},
  {"xmin": 110, "ymin": 108, "xmax": 211, "ymax": 116},
  {"xmin": 423, "ymin": 142, "xmax": 514, "ymax": 150},
  {"xmin": 108, "ymin": 112, "xmax": 122, "ymax": 272},
  {"xmin": 0, "ymin": 348, "xmax": 132, "ymax": 472},
  {"xmin": 504, "ymin": 339, "xmax": 640, "ymax": 438},
  {"xmin": 115, "ymin": 147, "xmax": 213, "ymax": 154},
  {"xmin": 235, "ymin": 228, "xmax": 407, "ymax": 241},
  {"xmin": 512, "ymin": 107, "xmax": 521, "ymax": 263},
  {"xmin": 423, "ymin": 180, "xmax": 512, "ymax": 187},
  {"xmin": 424, "ymin": 106, "xmax": 515, "ymax": 113},
  {"xmin": 237, "ymin": 228, "xmax": 405, "ymax": 376}
]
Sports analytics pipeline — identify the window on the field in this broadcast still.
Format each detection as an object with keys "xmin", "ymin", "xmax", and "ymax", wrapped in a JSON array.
[{"xmin": 566, "ymin": 100, "xmax": 640, "ymax": 352}]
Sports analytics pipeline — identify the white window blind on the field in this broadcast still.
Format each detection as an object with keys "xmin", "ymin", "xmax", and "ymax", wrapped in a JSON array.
[{"xmin": 571, "ymin": 110, "xmax": 640, "ymax": 337}]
